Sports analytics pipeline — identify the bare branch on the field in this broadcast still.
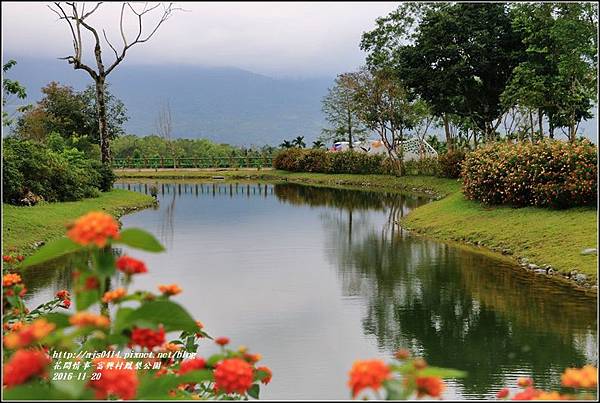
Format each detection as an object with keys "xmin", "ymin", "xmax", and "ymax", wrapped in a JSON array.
[
  {"xmin": 81, "ymin": 2, "xmax": 102, "ymax": 20},
  {"xmin": 106, "ymin": 2, "xmax": 179, "ymax": 75},
  {"xmin": 103, "ymin": 29, "xmax": 119, "ymax": 61}
]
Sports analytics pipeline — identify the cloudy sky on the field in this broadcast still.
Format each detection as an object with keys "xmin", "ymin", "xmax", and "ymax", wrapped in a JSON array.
[{"xmin": 2, "ymin": 2, "xmax": 400, "ymax": 77}]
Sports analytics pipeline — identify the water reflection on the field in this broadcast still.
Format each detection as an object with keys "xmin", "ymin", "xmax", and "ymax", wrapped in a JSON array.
[{"xmin": 23, "ymin": 181, "xmax": 597, "ymax": 399}]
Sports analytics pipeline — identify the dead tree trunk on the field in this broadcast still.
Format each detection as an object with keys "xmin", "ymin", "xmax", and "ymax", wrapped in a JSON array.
[
  {"xmin": 95, "ymin": 77, "xmax": 110, "ymax": 162},
  {"xmin": 50, "ymin": 2, "xmax": 179, "ymax": 164}
]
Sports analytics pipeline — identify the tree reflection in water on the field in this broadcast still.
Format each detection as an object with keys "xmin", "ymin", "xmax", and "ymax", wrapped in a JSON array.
[{"xmin": 275, "ymin": 183, "xmax": 597, "ymax": 397}]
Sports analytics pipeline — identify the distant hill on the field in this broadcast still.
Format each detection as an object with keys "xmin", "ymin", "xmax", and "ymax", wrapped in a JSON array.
[
  {"xmin": 4, "ymin": 57, "xmax": 596, "ymax": 145},
  {"xmin": 5, "ymin": 57, "xmax": 334, "ymax": 146}
]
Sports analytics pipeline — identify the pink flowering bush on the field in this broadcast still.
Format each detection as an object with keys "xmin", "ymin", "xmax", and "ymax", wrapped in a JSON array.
[{"xmin": 462, "ymin": 139, "xmax": 597, "ymax": 208}]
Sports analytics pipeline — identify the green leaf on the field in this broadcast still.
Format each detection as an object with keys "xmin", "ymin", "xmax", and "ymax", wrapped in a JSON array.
[
  {"xmin": 115, "ymin": 228, "xmax": 165, "ymax": 252},
  {"xmin": 50, "ymin": 367, "xmax": 91, "ymax": 399},
  {"xmin": 42, "ymin": 313, "xmax": 71, "ymax": 329},
  {"xmin": 113, "ymin": 307, "xmax": 135, "ymax": 333},
  {"xmin": 418, "ymin": 366, "xmax": 467, "ymax": 379},
  {"xmin": 207, "ymin": 353, "xmax": 225, "ymax": 367},
  {"xmin": 248, "ymin": 383, "xmax": 260, "ymax": 399},
  {"xmin": 76, "ymin": 288, "xmax": 99, "ymax": 311},
  {"xmin": 177, "ymin": 370, "xmax": 214, "ymax": 385},
  {"xmin": 136, "ymin": 370, "xmax": 213, "ymax": 399},
  {"xmin": 21, "ymin": 237, "xmax": 81, "ymax": 268},
  {"xmin": 127, "ymin": 300, "xmax": 197, "ymax": 332},
  {"xmin": 94, "ymin": 249, "xmax": 115, "ymax": 277},
  {"xmin": 2, "ymin": 383, "xmax": 72, "ymax": 400}
]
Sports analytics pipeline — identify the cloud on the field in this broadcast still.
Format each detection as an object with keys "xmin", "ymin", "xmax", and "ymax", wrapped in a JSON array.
[{"xmin": 1, "ymin": 1, "xmax": 400, "ymax": 77}]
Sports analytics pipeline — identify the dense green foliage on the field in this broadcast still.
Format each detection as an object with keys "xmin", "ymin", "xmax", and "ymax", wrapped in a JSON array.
[
  {"xmin": 403, "ymin": 157, "xmax": 439, "ymax": 176},
  {"xmin": 437, "ymin": 150, "xmax": 466, "ymax": 179},
  {"xmin": 2, "ymin": 137, "xmax": 115, "ymax": 205},
  {"xmin": 358, "ymin": 2, "xmax": 597, "ymax": 147},
  {"xmin": 2, "ymin": 60, "xmax": 29, "ymax": 127},
  {"xmin": 112, "ymin": 134, "xmax": 273, "ymax": 160},
  {"xmin": 14, "ymin": 82, "xmax": 127, "ymax": 149},
  {"xmin": 462, "ymin": 140, "xmax": 597, "ymax": 208},
  {"xmin": 274, "ymin": 149, "xmax": 388, "ymax": 175}
]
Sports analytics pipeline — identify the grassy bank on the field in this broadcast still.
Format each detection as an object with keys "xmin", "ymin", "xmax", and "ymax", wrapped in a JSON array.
[
  {"xmin": 117, "ymin": 168, "xmax": 597, "ymax": 284},
  {"xmin": 115, "ymin": 169, "xmax": 461, "ymax": 198},
  {"xmin": 402, "ymin": 192, "xmax": 597, "ymax": 281},
  {"xmin": 3, "ymin": 189, "xmax": 155, "ymax": 256}
]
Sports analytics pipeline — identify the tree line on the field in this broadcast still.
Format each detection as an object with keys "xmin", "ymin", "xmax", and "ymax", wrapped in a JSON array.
[{"xmin": 320, "ymin": 2, "xmax": 597, "ymax": 158}]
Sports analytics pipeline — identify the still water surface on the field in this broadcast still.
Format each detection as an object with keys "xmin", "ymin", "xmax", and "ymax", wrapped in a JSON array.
[{"xmin": 23, "ymin": 181, "xmax": 597, "ymax": 400}]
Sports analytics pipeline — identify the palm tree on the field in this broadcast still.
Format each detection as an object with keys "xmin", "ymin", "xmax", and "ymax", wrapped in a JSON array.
[
  {"xmin": 312, "ymin": 140, "xmax": 325, "ymax": 149},
  {"xmin": 279, "ymin": 140, "xmax": 293, "ymax": 149},
  {"xmin": 292, "ymin": 136, "xmax": 306, "ymax": 148}
]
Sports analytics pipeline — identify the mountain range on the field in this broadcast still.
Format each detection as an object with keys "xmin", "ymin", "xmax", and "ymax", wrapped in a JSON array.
[
  {"xmin": 5, "ymin": 57, "xmax": 334, "ymax": 146},
  {"xmin": 4, "ymin": 57, "xmax": 597, "ymax": 145}
]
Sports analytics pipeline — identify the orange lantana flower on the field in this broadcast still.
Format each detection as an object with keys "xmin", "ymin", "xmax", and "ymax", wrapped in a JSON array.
[
  {"xmin": 102, "ymin": 288, "xmax": 127, "ymax": 303},
  {"xmin": 3, "ymin": 319, "xmax": 55, "ymax": 349},
  {"xmin": 69, "ymin": 312, "xmax": 110, "ymax": 328},
  {"xmin": 561, "ymin": 365, "xmax": 597, "ymax": 389},
  {"xmin": 3, "ymin": 349, "xmax": 51, "ymax": 388},
  {"xmin": 214, "ymin": 358, "xmax": 254, "ymax": 395},
  {"xmin": 158, "ymin": 284, "xmax": 182, "ymax": 296},
  {"xmin": 415, "ymin": 376, "xmax": 445, "ymax": 398},
  {"xmin": 3, "ymin": 273, "xmax": 22, "ymax": 287},
  {"xmin": 89, "ymin": 357, "xmax": 138, "ymax": 400},
  {"xmin": 67, "ymin": 211, "xmax": 120, "ymax": 247},
  {"xmin": 348, "ymin": 359, "xmax": 391, "ymax": 397}
]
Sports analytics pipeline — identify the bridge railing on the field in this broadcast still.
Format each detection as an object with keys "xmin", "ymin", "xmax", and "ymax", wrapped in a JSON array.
[{"xmin": 112, "ymin": 156, "xmax": 274, "ymax": 169}]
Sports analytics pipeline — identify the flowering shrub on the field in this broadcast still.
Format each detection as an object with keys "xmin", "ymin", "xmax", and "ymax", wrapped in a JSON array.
[
  {"xmin": 273, "ymin": 148, "xmax": 387, "ymax": 175},
  {"xmin": 437, "ymin": 150, "xmax": 466, "ymax": 178},
  {"xmin": 274, "ymin": 148, "xmax": 442, "ymax": 176},
  {"xmin": 347, "ymin": 352, "xmax": 598, "ymax": 400},
  {"xmin": 462, "ymin": 140, "xmax": 597, "ymax": 208},
  {"xmin": 2, "ymin": 211, "xmax": 271, "ymax": 400},
  {"xmin": 347, "ymin": 350, "xmax": 465, "ymax": 399}
]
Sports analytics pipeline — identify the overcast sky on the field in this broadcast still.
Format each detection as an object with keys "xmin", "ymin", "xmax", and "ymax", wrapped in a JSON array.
[{"xmin": 2, "ymin": 2, "xmax": 400, "ymax": 77}]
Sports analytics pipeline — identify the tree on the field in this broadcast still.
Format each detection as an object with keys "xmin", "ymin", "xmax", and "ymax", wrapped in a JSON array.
[
  {"xmin": 279, "ymin": 140, "xmax": 293, "ymax": 149},
  {"xmin": 353, "ymin": 68, "xmax": 422, "ymax": 174},
  {"xmin": 363, "ymin": 3, "xmax": 524, "ymax": 145},
  {"xmin": 502, "ymin": 3, "xmax": 597, "ymax": 141},
  {"xmin": 312, "ymin": 140, "xmax": 325, "ymax": 149},
  {"xmin": 15, "ymin": 82, "xmax": 127, "ymax": 155},
  {"xmin": 292, "ymin": 136, "xmax": 306, "ymax": 148},
  {"xmin": 2, "ymin": 60, "xmax": 30, "ymax": 127},
  {"xmin": 156, "ymin": 101, "xmax": 176, "ymax": 168},
  {"xmin": 49, "ymin": 2, "xmax": 180, "ymax": 164},
  {"xmin": 321, "ymin": 72, "xmax": 367, "ymax": 148},
  {"xmin": 81, "ymin": 84, "xmax": 128, "ymax": 143}
]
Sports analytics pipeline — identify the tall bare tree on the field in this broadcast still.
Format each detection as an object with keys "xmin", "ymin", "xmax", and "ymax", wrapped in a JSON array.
[
  {"xmin": 156, "ymin": 100, "xmax": 176, "ymax": 168},
  {"xmin": 49, "ymin": 2, "xmax": 180, "ymax": 164}
]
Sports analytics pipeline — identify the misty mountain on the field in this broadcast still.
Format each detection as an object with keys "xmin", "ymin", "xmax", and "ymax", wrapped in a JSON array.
[
  {"xmin": 5, "ymin": 57, "xmax": 334, "ymax": 146},
  {"xmin": 5, "ymin": 57, "xmax": 597, "ymax": 145}
]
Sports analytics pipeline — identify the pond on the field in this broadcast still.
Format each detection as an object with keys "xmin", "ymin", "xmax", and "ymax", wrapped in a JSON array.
[{"xmin": 22, "ymin": 181, "xmax": 597, "ymax": 400}]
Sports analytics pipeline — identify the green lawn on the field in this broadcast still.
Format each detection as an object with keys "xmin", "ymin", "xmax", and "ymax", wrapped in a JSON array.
[
  {"xmin": 402, "ymin": 192, "xmax": 597, "ymax": 280},
  {"xmin": 3, "ymin": 189, "xmax": 154, "ymax": 256}
]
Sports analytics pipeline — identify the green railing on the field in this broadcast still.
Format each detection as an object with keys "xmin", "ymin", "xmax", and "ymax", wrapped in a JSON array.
[{"xmin": 112, "ymin": 156, "xmax": 274, "ymax": 169}]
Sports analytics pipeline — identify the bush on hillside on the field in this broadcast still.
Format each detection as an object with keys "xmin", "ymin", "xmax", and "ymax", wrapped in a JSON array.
[
  {"xmin": 2, "ymin": 138, "xmax": 112, "ymax": 205},
  {"xmin": 437, "ymin": 150, "xmax": 466, "ymax": 178},
  {"xmin": 462, "ymin": 139, "xmax": 597, "ymax": 208}
]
